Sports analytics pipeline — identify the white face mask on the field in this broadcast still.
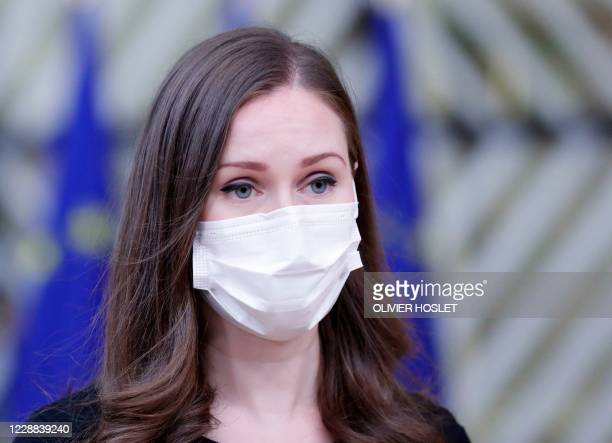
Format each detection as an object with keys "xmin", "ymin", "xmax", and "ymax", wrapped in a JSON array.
[{"xmin": 192, "ymin": 180, "xmax": 363, "ymax": 341}]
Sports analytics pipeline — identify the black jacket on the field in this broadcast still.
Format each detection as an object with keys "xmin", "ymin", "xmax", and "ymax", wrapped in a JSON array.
[{"xmin": 19, "ymin": 384, "xmax": 471, "ymax": 442}]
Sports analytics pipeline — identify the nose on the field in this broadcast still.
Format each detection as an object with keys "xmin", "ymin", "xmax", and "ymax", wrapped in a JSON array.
[{"xmin": 267, "ymin": 187, "xmax": 300, "ymax": 212}]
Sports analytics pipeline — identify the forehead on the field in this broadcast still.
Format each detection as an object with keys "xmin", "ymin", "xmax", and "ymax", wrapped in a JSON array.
[{"xmin": 221, "ymin": 85, "xmax": 349, "ymax": 162}]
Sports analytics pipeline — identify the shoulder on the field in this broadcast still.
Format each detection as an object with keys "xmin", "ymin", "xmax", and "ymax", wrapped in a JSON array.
[
  {"xmin": 435, "ymin": 404, "xmax": 471, "ymax": 443},
  {"xmin": 22, "ymin": 384, "xmax": 101, "ymax": 442},
  {"xmin": 408, "ymin": 392, "xmax": 471, "ymax": 443}
]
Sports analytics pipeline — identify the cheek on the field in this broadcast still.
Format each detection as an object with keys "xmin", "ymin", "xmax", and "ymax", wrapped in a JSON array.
[
  {"xmin": 201, "ymin": 190, "xmax": 258, "ymax": 221},
  {"xmin": 200, "ymin": 193, "xmax": 228, "ymax": 222},
  {"xmin": 334, "ymin": 181, "xmax": 356, "ymax": 204}
]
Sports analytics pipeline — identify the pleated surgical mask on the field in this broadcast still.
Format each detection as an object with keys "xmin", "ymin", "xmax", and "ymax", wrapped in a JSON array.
[{"xmin": 193, "ymin": 180, "xmax": 363, "ymax": 341}]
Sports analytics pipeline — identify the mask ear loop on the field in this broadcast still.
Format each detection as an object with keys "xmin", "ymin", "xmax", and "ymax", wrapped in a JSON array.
[{"xmin": 351, "ymin": 161, "xmax": 359, "ymax": 203}]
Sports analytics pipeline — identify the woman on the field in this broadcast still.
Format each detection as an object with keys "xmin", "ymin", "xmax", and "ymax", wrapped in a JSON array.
[{"xmin": 25, "ymin": 27, "xmax": 470, "ymax": 442}]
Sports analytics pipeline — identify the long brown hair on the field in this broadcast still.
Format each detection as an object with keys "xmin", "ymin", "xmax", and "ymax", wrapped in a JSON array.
[{"xmin": 88, "ymin": 27, "xmax": 447, "ymax": 442}]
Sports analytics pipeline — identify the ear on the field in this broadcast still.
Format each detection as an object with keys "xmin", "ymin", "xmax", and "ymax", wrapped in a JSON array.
[{"xmin": 353, "ymin": 161, "xmax": 359, "ymax": 172}]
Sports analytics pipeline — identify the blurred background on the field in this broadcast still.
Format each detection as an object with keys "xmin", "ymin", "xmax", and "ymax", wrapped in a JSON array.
[{"xmin": 0, "ymin": 0, "xmax": 611, "ymax": 442}]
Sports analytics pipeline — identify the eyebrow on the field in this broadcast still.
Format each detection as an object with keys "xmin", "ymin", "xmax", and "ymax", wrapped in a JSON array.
[
  {"xmin": 301, "ymin": 152, "xmax": 346, "ymax": 167},
  {"xmin": 218, "ymin": 160, "xmax": 267, "ymax": 171},
  {"xmin": 218, "ymin": 151, "xmax": 346, "ymax": 171}
]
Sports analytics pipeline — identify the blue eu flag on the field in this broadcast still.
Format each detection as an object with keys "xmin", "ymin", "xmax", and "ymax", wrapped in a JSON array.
[
  {"xmin": 361, "ymin": 7, "xmax": 441, "ymax": 395},
  {"xmin": 2, "ymin": 8, "xmax": 111, "ymax": 421}
]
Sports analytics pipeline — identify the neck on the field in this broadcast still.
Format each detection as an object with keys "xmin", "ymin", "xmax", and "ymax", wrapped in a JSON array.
[{"xmin": 204, "ymin": 310, "xmax": 322, "ymax": 419}]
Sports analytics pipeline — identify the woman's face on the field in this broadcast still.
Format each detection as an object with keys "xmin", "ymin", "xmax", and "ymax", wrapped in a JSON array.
[{"xmin": 201, "ymin": 85, "xmax": 356, "ymax": 221}]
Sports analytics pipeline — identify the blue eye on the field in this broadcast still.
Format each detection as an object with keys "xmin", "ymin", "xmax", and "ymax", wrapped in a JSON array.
[
  {"xmin": 221, "ymin": 182, "xmax": 254, "ymax": 199},
  {"xmin": 308, "ymin": 176, "xmax": 337, "ymax": 194}
]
